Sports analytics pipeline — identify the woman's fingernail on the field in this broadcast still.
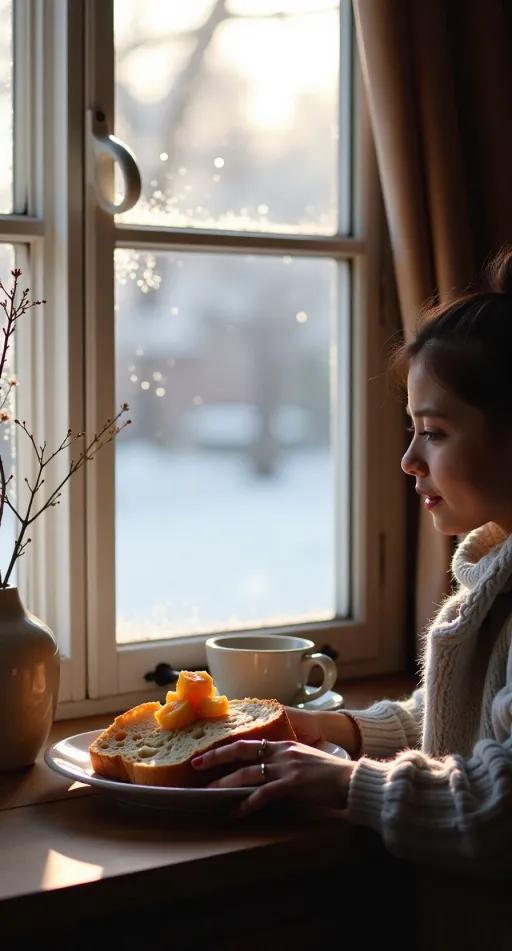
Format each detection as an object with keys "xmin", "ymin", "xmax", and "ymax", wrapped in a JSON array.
[{"xmin": 191, "ymin": 755, "xmax": 203, "ymax": 767}]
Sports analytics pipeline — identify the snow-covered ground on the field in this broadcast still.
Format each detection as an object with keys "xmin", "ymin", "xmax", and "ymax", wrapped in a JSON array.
[{"xmin": 116, "ymin": 442, "xmax": 337, "ymax": 642}]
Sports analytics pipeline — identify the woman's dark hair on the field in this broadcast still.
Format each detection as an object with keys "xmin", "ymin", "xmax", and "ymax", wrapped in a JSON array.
[{"xmin": 390, "ymin": 245, "xmax": 512, "ymax": 430}]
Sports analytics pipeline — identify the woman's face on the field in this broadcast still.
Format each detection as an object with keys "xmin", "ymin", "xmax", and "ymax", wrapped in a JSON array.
[{"xmin": 401, "ymin": 357, "xmax": 512, "ymax": 535}]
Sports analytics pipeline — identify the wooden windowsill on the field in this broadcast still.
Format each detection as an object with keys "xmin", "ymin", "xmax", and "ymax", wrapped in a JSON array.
[{"xmin": 0, "ymin": 672, "xmax": 416, "ymax": 941}]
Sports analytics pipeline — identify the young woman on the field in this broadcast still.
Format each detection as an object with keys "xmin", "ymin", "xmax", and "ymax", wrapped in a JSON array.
[{"xmin": 192, "ymin": 246, "xmax": 512, "ymax": 874}]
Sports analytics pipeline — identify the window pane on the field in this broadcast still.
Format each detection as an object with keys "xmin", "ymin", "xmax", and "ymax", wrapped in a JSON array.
[
  {"xmin": 0, "ymin": 0, "xmax": 13, "ymax": 214},
  {"xmin": 115, "ymin": 250, "xmax": 343, "ymax": 642},
  {"xmin": 114, "ymin": 0, "xmax": 340, "ymax": 234},
  {"xmin": 0, "ymin": 245, "xmax": 17, "ymax": 581}
]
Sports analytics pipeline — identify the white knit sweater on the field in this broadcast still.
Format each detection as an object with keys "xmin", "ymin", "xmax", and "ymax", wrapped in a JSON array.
[{"xmin": 345, "ymin": 521, "xmax": 512, "ymax": 873}]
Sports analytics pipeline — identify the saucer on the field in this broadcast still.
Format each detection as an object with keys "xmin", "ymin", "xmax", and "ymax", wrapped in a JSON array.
[{"xmin": 295, "ymin": 687, "xmax": 344, "ymax": 711}]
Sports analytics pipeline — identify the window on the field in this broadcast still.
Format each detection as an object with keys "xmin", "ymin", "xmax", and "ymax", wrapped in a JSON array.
[{"xmin": 0, "ymin": 1, "xmax": 406, "ymax": 717}]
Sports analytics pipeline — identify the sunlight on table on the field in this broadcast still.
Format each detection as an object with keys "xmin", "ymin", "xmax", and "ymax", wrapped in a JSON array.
[{"xmin": 41, "ymin": 849, "xmax": 103, "ymax": 890}]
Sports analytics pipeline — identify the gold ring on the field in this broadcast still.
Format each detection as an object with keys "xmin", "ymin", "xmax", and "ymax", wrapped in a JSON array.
[
  {"xmin": 260, "ymin": 762, "xmax": 267, "ymax": 780},
  {"xmin": 257, "ymin": 738, "xmax": 268, "ymax": 761}
]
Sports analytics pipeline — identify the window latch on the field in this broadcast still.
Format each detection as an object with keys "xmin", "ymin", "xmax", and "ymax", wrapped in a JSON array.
[
  {"xmin": 144, "ymin": 662, "xmax": 179, "ymax": 687},
  {"xmin": 87, "ymin": 108, "xmax": 142, "ymax": 215},
  {"xmin": 144, "ymin": 663, "xmax": 212, "ymax": 686}
]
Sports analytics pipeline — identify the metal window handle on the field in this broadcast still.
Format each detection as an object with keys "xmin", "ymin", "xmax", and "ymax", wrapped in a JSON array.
[
  {"xmin": 144, "ymin": 663, "xmax": 179, "ymax": 687},
  {"xmin": 143, "ymin": 664, "xmax": 212, "ymax": 687},
  {"xmin": 87, "ymin": 108, "xmax": 142, "ymax": 215}
]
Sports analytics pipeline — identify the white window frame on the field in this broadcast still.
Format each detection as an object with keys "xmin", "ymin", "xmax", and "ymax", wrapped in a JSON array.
[
  {"xmin": 0, "ymin": 1, "xmax": 406, "ymax": 719},
  {"xmin": 0, "ymin": 0, "xmax": 87, "ymax": 704}
]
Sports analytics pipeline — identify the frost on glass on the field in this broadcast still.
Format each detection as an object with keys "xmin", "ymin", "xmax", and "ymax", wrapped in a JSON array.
[
  {"xmin": 0, "ymin": 0, "xmax": 13, "ymax": 214},
  {"xmin": 115, "ymin": 249, "xmax": 340, "ymax": 642},
  {"xmin": 0, "ymin": 245, "xmax": 17, "ymax": 581},
  {"xmin": 114, "ymin": 0, "xmax": 339, "ymax": 234}
]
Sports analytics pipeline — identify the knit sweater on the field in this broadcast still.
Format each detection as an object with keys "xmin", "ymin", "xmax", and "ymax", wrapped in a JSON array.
[{"xmin": 345, "ymin": 521, "xmax": 512, "ymax": 873}]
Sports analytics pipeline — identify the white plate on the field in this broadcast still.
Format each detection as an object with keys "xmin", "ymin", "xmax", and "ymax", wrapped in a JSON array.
[
  {"xmin": 44, "ymin": 731, "xmax": 349, "ymax": 812},
  {"xmin": 295, "ymin": 687, "xmax": 344, "ymax": 711}
]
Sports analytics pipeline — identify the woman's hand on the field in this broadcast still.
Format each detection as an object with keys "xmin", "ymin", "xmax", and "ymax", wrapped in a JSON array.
[
  {"xmin": 283, "ymin": 707, "xmax": 326, "ymax": 746},
  {"xmin": 285, "ymin": 707, "xmax": 362, "ymax": 758},
  {"xmin": 191, "ymin": 739, "xmax": 355, "ymax": 817}
]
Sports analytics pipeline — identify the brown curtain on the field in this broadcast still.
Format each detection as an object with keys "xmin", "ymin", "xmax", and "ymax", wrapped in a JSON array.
[{"xmin": 353, "ymin": 0, "xmax": 512, "ymax": 635}]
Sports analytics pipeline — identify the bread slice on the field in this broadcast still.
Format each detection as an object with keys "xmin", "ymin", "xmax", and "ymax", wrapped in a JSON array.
[{"xmin": 89, "ymin": 698, "xmax": 296, "ymax": 787}]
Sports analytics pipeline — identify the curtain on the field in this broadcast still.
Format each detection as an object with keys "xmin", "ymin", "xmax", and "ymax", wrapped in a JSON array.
[{"xmin": 353, "ymin": 0, "xmax": 512, "ymax": 635}]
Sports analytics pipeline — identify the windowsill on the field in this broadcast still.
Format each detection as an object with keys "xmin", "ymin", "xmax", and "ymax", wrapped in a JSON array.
[{"xmin": 0, "ymin": 672, "xmax": 416, "ymax": 939}]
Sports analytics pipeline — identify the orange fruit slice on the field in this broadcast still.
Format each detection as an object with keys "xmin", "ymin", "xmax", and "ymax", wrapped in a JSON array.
[
  {"xmin": 195, "ymin": 694, "xmax": 229, "ymax": 718},
  {"xmin": 154, "ymin": 699, "xmax": 196, "ymax": 731},
  {"xmin": 175, "ymin": 670, "xmax": 214, "ymax": 706}
]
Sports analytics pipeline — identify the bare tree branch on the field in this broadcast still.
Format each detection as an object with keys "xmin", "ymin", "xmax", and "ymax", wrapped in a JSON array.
[{"xmin": 0, "ymin": 271, "xmax": 130, "ymax": 588}]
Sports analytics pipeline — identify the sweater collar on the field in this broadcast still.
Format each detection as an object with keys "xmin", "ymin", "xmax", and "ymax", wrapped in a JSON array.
[{"xmin": 452, "ymin": 522, "xmax": 512, "ymax": 591}]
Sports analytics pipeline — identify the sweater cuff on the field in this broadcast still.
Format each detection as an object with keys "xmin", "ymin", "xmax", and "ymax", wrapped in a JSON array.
[
  {"xmin": 346, "ymin": 756, "xmax": 390, "ymax": 833},
  {"xmin": 342, "ymin": 702, "xmax": 411, "ymax": 758},
  {"xmin": 347, "ymin": 750, "xmax": 471, "ymax": 841}
]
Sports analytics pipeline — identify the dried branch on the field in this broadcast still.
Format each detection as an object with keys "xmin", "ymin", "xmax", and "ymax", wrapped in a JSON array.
[
  {"xmin": 2, "ymin": 404, "xmax": 131, "ymax": 587},
  {"xmin": 0, "ymin": 270, "xmax": 130, "ymax": 587},
  {"xmin": 0, "ymin": 269, "xmax": 45, "ymax": 384}
]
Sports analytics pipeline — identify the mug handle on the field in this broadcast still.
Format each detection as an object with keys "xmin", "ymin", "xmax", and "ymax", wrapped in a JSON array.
[{"xmin": 296, "ymin": 652, "xmax": 338, "ymax": 705}]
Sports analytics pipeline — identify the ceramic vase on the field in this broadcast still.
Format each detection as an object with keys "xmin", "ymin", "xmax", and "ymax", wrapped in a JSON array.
[{"xmin": 0, "ymin": 586, "xmax": 60, "ymax": 770}]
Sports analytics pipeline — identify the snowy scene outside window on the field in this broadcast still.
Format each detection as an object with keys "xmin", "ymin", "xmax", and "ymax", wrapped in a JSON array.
[{"xmin": 114, "ymin": 0, "xmax": 346, "ymax": 642}]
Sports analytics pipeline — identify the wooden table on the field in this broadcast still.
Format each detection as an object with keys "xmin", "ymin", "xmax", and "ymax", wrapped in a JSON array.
[{"xmin": 0, "ymin": 674, "xmax": 416, "ymax": 947}]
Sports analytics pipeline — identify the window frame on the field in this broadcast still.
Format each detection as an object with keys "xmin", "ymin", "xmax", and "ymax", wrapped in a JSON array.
[
  {"xmin": 66, "ymin": 0, "xmax": 407, "ymax": 718},
  {"xmin": 0, "ymin": 0, "xmax": 87, "ymax": 704},
  {"xmin": 0, "ymin": 0, "xmax": 406, "ymax": 719}
]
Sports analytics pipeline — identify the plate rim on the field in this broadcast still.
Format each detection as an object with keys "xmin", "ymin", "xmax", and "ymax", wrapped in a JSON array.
[
  {"xmin": 44, "ymin": 729, "xmax": 256, "ymax": 796},
  {"xmin": 44, "ymin": 730, "xmax": 349, "ymax": 797}
]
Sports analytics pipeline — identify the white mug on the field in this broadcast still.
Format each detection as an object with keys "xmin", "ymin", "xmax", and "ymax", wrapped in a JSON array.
[{"xmin": 205, "ymin": 633, "xmax": 338, "ymax": 705}]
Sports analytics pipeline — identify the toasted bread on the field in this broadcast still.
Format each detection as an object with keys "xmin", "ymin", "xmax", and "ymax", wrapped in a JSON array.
[{"xmin": 89, "ymin": 698, "xmax": 295, "ymax": 787}]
